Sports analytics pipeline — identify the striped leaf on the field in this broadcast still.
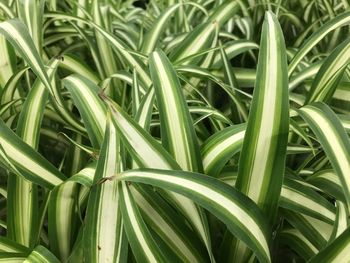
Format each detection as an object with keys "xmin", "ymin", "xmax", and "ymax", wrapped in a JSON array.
[
  {"xmin": 60, "ymin": 160, "xmax": 208, "ymax": 262},
  {"xmin": 141, "ymin": 3, "xmax": 182, "ymax": 54},
  {"xmin": 280, "ymin": 178, "xmax": 336, "ymax": 224},
  {"xmin": 83, "ymin": 114, "xmax": 127, "ymax": 263},
  {"xmin": 7, "ymin": 58, "xmax": 60, "ymax": 248},
  {"xmin": 169, "ymin": 1, "xmax": 240, "ymax": 64},
  {"xmin": 223, "ymin": 12, "xmax": 288, "ymax": 262},
  {"xmin": 0, "ymin": 253, "xmax": 27, "ymax": 262},
  {"xmin": 279, "ymin": 228, "xmax": 318, "ymax": 260},
  {"xmin": 15, "ymin": 0, "xmax": 44, "ymax": 51},
  {"xmin": 288, "ymin": 11, "xmax": 350, "ymax": 76},
  {"xmin": 48, "ymin": 181, "xmax": 80, "ymax": 261},
  {"xmin": 307, "ymin": 170, "xmax": 345, "ymax": 202},
  {"xmin": 129, "ymin": 184, "xmax": 208, "ymax": 263},
  {"xmin": 235, "ymin": 11, "xmax": 289, "ymax": 219},
  {"xmin": 103, "ymin": 95, "xmax": 213, "ymax": 260},
  {"xmin": 119, "ymin": 181, "xmax": 168, "ymax": 262},
  {"xmin": 118, "ymin": 168, "xmax": 271, "ymax": 263},
  {"xmin": 0, "ymin": 19, "xmax": 57, "ymax": 102},
  {"xmin": 329, "ymin": 201, "xmax": 349, "ymax": 242},
  {"xmin": 0, "ymin": 237, "xmax": 29, "ymax": 253},
  {"xmin": 60, "ymin": 54, "xmax": 100, "ymax": 84},
  {"xmin": 306, "ymin": 37, "xmax": 350, "ymax": 103},
  {"xmin": 308, "ymin": 226, "xmax": 350, "ymax": 263},
  {"xmin": 24, "ymin": 246, "xmax": 60, "ymax": 263},
  {"xmin": 63, "ymin": 74, "xmax": 107, "ymax": 148},
  {"xmin": 0, "ymin": 35, "xmax": 16, "ymax": 89},
  {"xmin": 282, "ymin": 210, "xmax": 332, "ymax": 249},
  {"xmin": 201, "ymin": 123, "xmax": 246, "ymax": 177},
  {"xmin": 299, "ymin": 102, "xmax": 350, "ymax": 211},
  {"xmin": 0, "ymin": 118, "xmax": 65, "ymax": 188},
  {"xmin": 149, "ymin": 49, "xmax": 203, "ymax": 172}
]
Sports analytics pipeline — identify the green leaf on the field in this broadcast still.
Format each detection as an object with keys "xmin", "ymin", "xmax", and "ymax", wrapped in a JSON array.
[
  {"xmin": 0, "ymin": 119, "xmax": 65, "ymax": 189},
  {"xmin": 308, "ymin": 226, "xmax": 350, "ymax": 262},
  {"xmin": 306, "ymin": 38, "xmax": 350, "ymax": 103},
  {"xmin": 169, "ymin": 1, "xmax": 240, "ymax": 64},
  {"xmin": 288, "ymin": 11, "xmax": 350, "ymax": 76},
  {"xmin": 103, "ymin": 95, "xmax": 213, "ymax": 260},
  {"xmin": 118, "ymin": 168, "xmax": 271, "ymax": 263},
  {"xmin": 201, "ymin": 123, "xmax": 245, "ymax": 177},
  {"xmin": 83, "ymin": 114, "xmax": 127, "ymax": 263},
  {"xmin": 0, "ymin": 19, "xmax": 57, "ymax": 102},
  {"xmin": 0, "ymin": 237, "xmax": 29, "ymax": 253},
  {"xmin": 279, "ymin": 228, "xmax": 318, "ymax": 260},
  {"xmin": 119, "ymin": 181, "xmax": 168, "ymax": 262},
  {"xmin": 235, "ymin": 11, "xmax": 289, "ymax": 219},
  {"xmin": 24, "ymin": 245, "xmax": 60, "ymax": 263},
  {"xmin": 299, "ymin": 102, "xmax": 350, "ymax": 211},
  {"xmin": 149, "ymin": 49, "xmax": 203, "ymax": 172},
  {"xmin": 63, "ymin": 74, "xmax": 107, "ymax": 148}
]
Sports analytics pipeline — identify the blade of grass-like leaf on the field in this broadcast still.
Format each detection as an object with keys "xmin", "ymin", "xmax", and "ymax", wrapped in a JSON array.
[
  {"xmin": 134, "ymin": 87, "xmax": 155, "ymax": 132},
  {"xmin": 91, "ymin": 0, "xmax": 118, "ymax": 80},
  {"xmin": 63, "ymin": 74, "xmax": 107, "ymax": 148},
  {"xmin": 84, "ymin": 114, "xmax": 127, "ymax": 263},
  {"xmin": 119, "ymin": 181, "xmax": 169, "ymax": 262},
  {"xmin": 0, "ymin": 36, "xmax": 16, "ymax": 89},
  {"xmin": 60, "ymin": 54, "xmax": 100, "ymax": 84},
  {"xmin": 101, "ymin": 94, "xmax": 179, "ymax": 170},
  {"xmin": 24, "ymin": 245, "xmax": 60, "ymax": 263},
  {"xmin": 17, "ymin": 58, "xmax": 59, "ymax": 148},
  {"xmin": 0, "ymin": 67, "xmax": 27, "ymax": 107},
  {"xmin": 48, "ymin": 181, "xmax": 79, "ymax": 261},
  {"xmin": 289, "ymin": 60, "xmax": 323, "ymax": 91},
  {"xmin": 329, "ymin": 201, "xmax": 349, "ymax": 242},
  {"xmin": 0, "ymin": 237, "xmax": 29, "ymax": 253},
  {"xmin": 288, "ymin": 11, "xmax": 350, "ymax": 76},
  {"xmin": 307, "ymin": 170, "xmax": 345, "ymax": 202},
  {"xmin": 141, "ymin": 3, "xmax": 182, "ymax": 54},
  {"xmin": 7, "ymin": 58, "xmax": 60, "ymax": 247},
  {"xmin": 308, "ymin": 226, "xmax": 350, "ymax": 262},
  {"xmin": 64, "ymin": 160, "xmax": 208, "ymax": 262},
  {"xmin": 218, "ymin": 172, "xmax": 336, "ymax": 224},
  {"xmin": 0, "ymin": 253, "xmax": 27, "ymax": 262},
  {"xmin": 224, "ymin": 12, "xmax": 289, "ymax": 262},
  {"xmin": 283, "ymin": 210, "xmax": 332, "ymax": 250},
  {"xmin": 46, "ymin": 13, "xmax": 152, "ymax": 88},
  {"xmin": 306, "ymin": 37, "xmax": 350, "ymax": 103},
  {"xmin": 189, "ymin": 106, "xmax": 232, "ymax": 125},
  {"xmin": 149, "ymin": 49, "xmax": 215, "ymax": 258},
  {"xmin": 299, "ymin": 102, "xmax": 350, "ymax": 211},
  {"xmin": 0, "ymin": 119, "xmax": 65, "ymax": 188},
  {"xmin": 219, "ymin": 42, "xmax": 247, "ymax": 122},
  {"xmin": 225, "ymin": 11, "xmax": 289, "ymax": 263},
  {"xmin": 236, "ymin": 10, "xmax": 289, "ymax": 220},
  {"xmin": 16, "ymin": 0, "xmax": 44, "ymax": 52},
  {"xmin": 0, "ymin": 19, "xmax": 57, "ymax": 102},
  {"xmin": 169, "ymin": 1, "xmax": 240, "ymax": 64},
  {"xmin": 211, "ymin": 40, "xmax": 259, "ymax": 68},
  {"xmin": 0, "ymin": 19, "xmax": 85, "ymax": 133},
  {"xmin": 279, "ymin": 228, "xmax": 318, "ymax": 260},
  {"xmin": 129, "ymin": 184, "xmax": 208, "ymax": 263},
  {"xmin": 280, "ymin": 178, "xmax": 335, "ymax": 224},
  {"xmin": 118, "ymin": 168, "xmax": 271, "ymax": 263},
  {"xmin": 201, "ymin": 123, "xmax": 246, "ymax": 177},
  {"xmin": 91, "ymin": 0, "xmax": 122, "ymax": 101},
  {"xmin": 149, "ymin": 49, "xmax": 202, "ymax": 172},
  {"xmin": 103, "ymin": 96, "xmax": 213, "ymax": 260}
]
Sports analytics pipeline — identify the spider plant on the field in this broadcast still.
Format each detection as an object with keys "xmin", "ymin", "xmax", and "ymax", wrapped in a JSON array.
[{"xmin": 0, "ymin": 0, "xmax": 350, "ymax": 262}]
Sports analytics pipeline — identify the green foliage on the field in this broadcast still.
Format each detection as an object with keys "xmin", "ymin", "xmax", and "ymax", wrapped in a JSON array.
[{"xmin": 0, "ymin": 0, "xmax": 350, "ymax": 262}]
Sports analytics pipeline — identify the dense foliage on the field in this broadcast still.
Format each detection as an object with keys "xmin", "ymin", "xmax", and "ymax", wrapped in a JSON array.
[{"xmin": 0, "ymin": 0, "xmax": 349, "ymax": 262}]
